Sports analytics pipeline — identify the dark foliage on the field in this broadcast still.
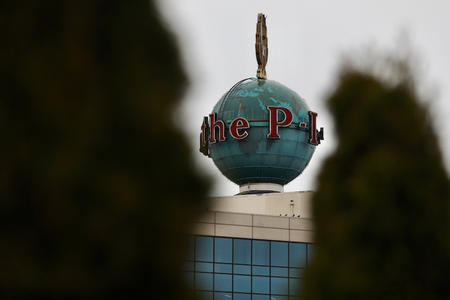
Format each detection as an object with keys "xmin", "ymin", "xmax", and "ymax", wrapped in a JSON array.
[
  {"xmin": 304, "ymin": 68, "xmax": 450, "ymax": 300},
  {"xmin": 0, "ymin": 1, "xmax": 209, "ymax": 299}
]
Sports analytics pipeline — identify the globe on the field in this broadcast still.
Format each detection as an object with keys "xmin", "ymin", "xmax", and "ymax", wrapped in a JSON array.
[{"xmin": 208, "ymin": 77, "xmax": 316, "ymax": 192}]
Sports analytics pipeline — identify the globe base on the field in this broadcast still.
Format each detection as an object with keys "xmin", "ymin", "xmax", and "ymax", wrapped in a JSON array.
[{"xmin": 238, "ymin": 183, "xmax": 284, "ymax": 195}]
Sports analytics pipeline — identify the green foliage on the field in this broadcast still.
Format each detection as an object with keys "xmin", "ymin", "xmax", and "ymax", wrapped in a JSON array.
[
  {"xmin": 0, "ymin": 1, "xmax": 209, "ymax": 299},
  {"xmin": 304, "ymin": 67, "xmax": 450, "ymax": 300}
]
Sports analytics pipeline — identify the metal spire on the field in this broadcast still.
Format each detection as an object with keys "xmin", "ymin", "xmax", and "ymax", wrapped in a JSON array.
[{"xmin": 255, "ymin": 13, "xmax": 268, "ymax": 79}]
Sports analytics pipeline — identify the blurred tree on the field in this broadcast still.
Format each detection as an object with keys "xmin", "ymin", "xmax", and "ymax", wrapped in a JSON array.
[
  {"xmin": 0, "ymin": 1, "xmax": 208, "ymax": 299},
  {"xmin": 304, "ymin": 61, "xmax": 450, "ymax": 300}
]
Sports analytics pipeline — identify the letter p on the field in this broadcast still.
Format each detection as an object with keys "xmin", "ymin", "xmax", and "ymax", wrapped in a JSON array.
[{"xmin": 267, "ymin": 106, "xmax": 293, "ymax": 139}]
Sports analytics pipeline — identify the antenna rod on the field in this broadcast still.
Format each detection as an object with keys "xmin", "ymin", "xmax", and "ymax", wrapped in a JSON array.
[{"xmin": 255, "ymin": 13, "xmax": 268, "ymax": 79}]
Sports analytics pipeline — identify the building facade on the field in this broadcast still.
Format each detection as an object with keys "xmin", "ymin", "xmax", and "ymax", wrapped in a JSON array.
[{"xmin": 185, "ymin": 192, "xmax": 315, "ymax": 300}]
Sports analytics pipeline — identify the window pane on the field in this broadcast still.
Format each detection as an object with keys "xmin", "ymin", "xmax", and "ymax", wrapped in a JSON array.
[
  {"xmin": 289, "ymin": 243, "xmax": 306, "ymax": 267},
  {"xmin": 252, "ymin": 266, "xmax": 269, "ymax": 276},
  {"xmin": 196, "ymin": 236, "xmax": 213, "ymax": 262},
  {"xmin": 253, "ymin": 240, "xmax": 269, "ymax": 266},
  {"xmin": 234, "ymin": 239, "xmax": 251, "ymax": 264},
  {"xmin": 234, "ymin": 264, "xmax": 251, "ymax": 275},
  {"xmin": 198, "ymin": 291, "xmax": 213, "ymax": 300},
  {"xmin": 252, "ymin": 295, "xmax": 269, "ymax": 300},
  {"xmin": 289, "ymin": 278, "xmax": 302, "ymax": 295},
  {"xmin": 252, "ymin": 276, "xmax": 269, "ymax": 293},
  {"xmin": 271, "ymin": 241, "xmax": 288, "ymax": 266},
  {"xmin": 308, "ymin": 244, "xmax": 315, "ymax": 264},
  {"xmin": 195, "ymin": 273, "xmax": 213, "ymax": 290},
  {"xmin": 271, "ymin": 267, "xmax": 288, "ymax": 277},
  {"xmin": 271, "ymin": 296, "xmax": 288, "ymax": 300},
  {"xmin": 215, "ymin": 263, "xmax": 232, "ymax": 274},
  {"xmin": 271, "ymin": 277, "xmax": 288, "ymax": 295},
  {"xmin": 233, "ymin": 275, "xmax": 251, "ymax": 292},
  {"xmin": 214, "ymin": 274, "xmax": 232, "ymax": 292},
  {"xmin": 289, "ymin": 268, "xmax": 303, "ymax": 278},
  {"xmin": 214, "ymin": 292, "xmax": 232, "ymax": 300},
  {"xmin": 234, "ymin": 293, "xmax": 251, "ymax": 300},
  {"xmin": 215, "ymin": 237, "xmax": 232, "ymax": 263},
  {"xmin": 195, "ymin": 262, "xmax": 213, "ymax": 272}
]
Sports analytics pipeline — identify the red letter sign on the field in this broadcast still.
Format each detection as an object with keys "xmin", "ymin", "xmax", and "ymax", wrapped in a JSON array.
[
  {"xmin": 267, "ymin": 106, "xmax": 293, "ymax": 139},
  {"xmin": 200, "ymin": 117, "xmax": 208, "ymax": 147},
  {"xmin": 229, "ymin": 117, "xmax": 250, "ymax": 139},
  {"xmin": 199, "ymin": 116, "xmax": 210, "ymax": 156},
  {"xmin": 209, "ymin": 113, "xmax": 226, "ymax": 143}
]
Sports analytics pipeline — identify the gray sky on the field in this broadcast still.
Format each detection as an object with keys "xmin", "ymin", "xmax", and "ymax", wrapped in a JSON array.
[{"xmin": 156, "ymin": 0, "xmax": 450, "ymax": 196}]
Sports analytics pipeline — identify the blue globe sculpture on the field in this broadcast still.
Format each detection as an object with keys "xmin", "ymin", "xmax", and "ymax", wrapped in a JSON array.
[{"xmin": 207, "ymin": 77, "xmax": 316, "ymax": 191}]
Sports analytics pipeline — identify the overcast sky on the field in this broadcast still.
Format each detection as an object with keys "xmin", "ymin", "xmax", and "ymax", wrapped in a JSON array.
[{"xmin": 156, "ymin": 0, "xmax": 450, "ymax": 196}]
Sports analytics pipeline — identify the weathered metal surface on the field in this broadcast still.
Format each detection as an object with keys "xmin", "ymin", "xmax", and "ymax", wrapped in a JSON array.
[
  {"xmin": 209, "ymin": 78, "xmax": 316, "ymax": 185},
  {"xmin": 255, "ymin": 13, "xmax": 268, "ymax": 79}
]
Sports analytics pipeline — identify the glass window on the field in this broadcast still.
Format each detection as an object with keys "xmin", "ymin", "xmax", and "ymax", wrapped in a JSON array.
[
  {"xmin": 271, "ymin": 277, "xmax": 288, "ymax": 295},
  {"xmin": 253, "ymin": 240, "xmax": 269, "ymax": 266},
  {"xmin": 271, "ymin": 267, "xmax": 288, "ymax": 277},
  {"xmin": 252, "ymin": 276, "xmax": 269, "ymax": 294},
  {"xmin": 271, "ymin": 241, "xmax": 288, "ymax": 267},
  {"xmin": 289, "ymin": 268, "xmax": 303, "ymax": 278},
  {"xmin": 197, "ymin": 291, "xmax": 213, "ymax": 300},
  {"xmin": 195, "ymin": 262, "xmax": 213, "ymax": 272},
  {"xmin": 234, "ymin": 239, "xmax": 251, "ymax": 264},
  {"xmin": 196, "ymin": 236, "xmax": 213, "ymax": 262},
  {"xmin": 308, "ymin": 244, "xmax": 315, "ymax": 264},
  {"xmin": 252, "ymin": 266, "xmax": 269, "ymax": 276},
  {"xmin": 215, "ymin": 237, "xmax": 232, "ymax": 263},
  {"xmin": 234, "ymin": 264, "xmax": 251, "ymax": 275},
  {"xmin": 214, "ymin": 274, "xmax": 232, "ymax": 292},
  {"xmin": 289, "ymin": 278, "xmax": 302, "ymax": 295},
  {"xmin": 214, "ymin": 292, "xmax": 232, "ymax": 300},
  {"xmin": 195, "ymin": 273, "xmax": 213, "ymax": 290},
  {"xmin": 233, "ymin": 275, "xmax": 251, "ymax": 292},
  {"xmin": 215, "ymin": 263, "xmax": 232, "ymax": 274},
  {"xmin": 185, "ymin": 236, "xmax": 313, "ymax": 298},
  {"xmin": 271, "ymin": 296, "xmax": 288, "ymax": 300},
  {"xmin": 289, "ymin": 243, "xmax": 306, "ymax": 267},
  {"xmin": 234, "ymin": 293, "xmax": 251, "ymax": 300}
]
